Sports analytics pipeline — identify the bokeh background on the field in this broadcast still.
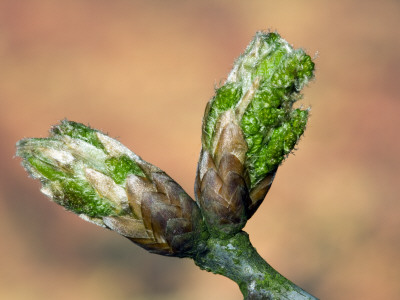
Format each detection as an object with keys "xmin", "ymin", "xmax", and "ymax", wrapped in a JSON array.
[{"xmin": 1, "ymin": 0, "xmax": 399, "ymax": 299}]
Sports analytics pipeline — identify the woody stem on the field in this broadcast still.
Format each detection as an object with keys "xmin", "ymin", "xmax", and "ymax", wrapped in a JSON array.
[{"xmin": 193, "ymin": 231, "xmax": 317, "ymax": 300}]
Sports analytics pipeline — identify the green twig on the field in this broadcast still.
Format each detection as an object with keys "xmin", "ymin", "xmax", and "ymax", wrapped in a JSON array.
[{"xmin": 194, "ymin": 232, "xmax": 317, "ymax": 300}]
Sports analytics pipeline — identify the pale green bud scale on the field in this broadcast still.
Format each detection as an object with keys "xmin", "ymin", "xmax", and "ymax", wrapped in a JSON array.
[
  {"xmin": 203, "ymin": 83, "xmax": 242, "ymax": 149},
  {"xmin": 105, "ymin": 155, "xmax": 146, "ymax": 184}
]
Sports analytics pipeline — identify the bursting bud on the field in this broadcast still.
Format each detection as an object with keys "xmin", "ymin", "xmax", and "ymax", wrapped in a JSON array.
[
  {"xmin": 17, "ymin": 120, "xmax": 207, "ymax": 257},
  {"xmin": 196, "ymin": 31, "xmax": 315, "ymax": 236}
]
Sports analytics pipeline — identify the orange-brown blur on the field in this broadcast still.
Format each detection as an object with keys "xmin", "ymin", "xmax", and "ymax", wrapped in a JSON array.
[{"xmin": 1, "ymin": 1, "xmax": 399, "ymax": 299}]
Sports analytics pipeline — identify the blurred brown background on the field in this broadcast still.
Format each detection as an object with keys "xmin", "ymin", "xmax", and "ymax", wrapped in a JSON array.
[{"xmin": 1, "ymin": 0, "xmax": 399, "ymax": 299}]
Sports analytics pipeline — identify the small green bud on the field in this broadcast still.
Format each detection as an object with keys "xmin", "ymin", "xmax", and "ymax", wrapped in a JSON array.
[
  {"xmin": 17, "ymin": 120, "xmax": 207, "ymax": 256},
  {"xmin": 198, "ymin": 31, "xmax": 315, "ymax": 227}
]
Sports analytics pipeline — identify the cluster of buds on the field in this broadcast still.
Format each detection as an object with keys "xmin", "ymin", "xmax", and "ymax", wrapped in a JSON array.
[{"xmin": 17, "ymin": 31, "xmax": 314, "ymax": 255}]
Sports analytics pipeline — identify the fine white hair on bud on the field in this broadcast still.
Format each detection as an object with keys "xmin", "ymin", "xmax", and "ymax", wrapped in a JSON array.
[
  {"xmin": 96, "ymin": 132, "xmax": 141, "ymax": 162},
  {"xmin": 84, "ymin": 168, "xmax": 129, "ymax": 212},
  {"xmin": 62, "ymin": 136, "xmax": 109, "ymax": 171},
  {"xmin": 42, "ymin": 148, "xmax": 75, "ymax": 166}
]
